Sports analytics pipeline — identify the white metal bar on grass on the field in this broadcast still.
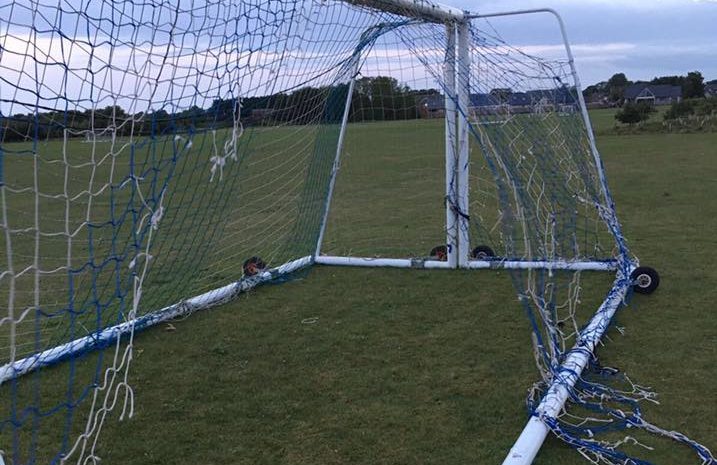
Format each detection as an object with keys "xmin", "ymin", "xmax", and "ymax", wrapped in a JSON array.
[
  {"xmin": 456, "ymin": 20, "xmax": 471, "ymax": 268},
  {"xmin": 444, "ymin": 22, "xmax": 459, "ymax": 269},
  {"xmin": 345, "ymin": 0, "xmax": 466, "ymax": 23},
  {"xmin": 502, "ymin": 272, "xmax": 632, "ymax": 465},
  {"xmin": 315, "ymin": 255, "xmax": 452, "ymax": 269},
  {"xmin": 466, "ymin": 259, "xmax": 618, "ymax": 271},
  {"xmin": 316, "ymin": 255, "xmax": 617, "ymax": 271},
  {"xmin": 0, "ymin": 256, "xmax": 313, "ymax": 384}
]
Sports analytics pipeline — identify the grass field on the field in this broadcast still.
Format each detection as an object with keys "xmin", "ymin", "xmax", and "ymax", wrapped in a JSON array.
[{"xmin": 3, "ymin": 109, "xmax": 716, "ymax": 464}]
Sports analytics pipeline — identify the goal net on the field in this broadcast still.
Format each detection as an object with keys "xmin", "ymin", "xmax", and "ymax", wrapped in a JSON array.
[
  {"xmin": 0, "ymin": 0, "xmax": 359, "ymax": 461},
  {"xmin": 0, "ymin": 0, "xmax": 713, "ymax": 464}
]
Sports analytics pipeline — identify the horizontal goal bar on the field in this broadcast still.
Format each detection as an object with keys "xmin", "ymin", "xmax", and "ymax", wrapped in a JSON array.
[
  {"xmin": 315, "ymin": 255, "xmax": 453, "ymax": 269},
  {"xmin": 316, "ymin": 255, "xmax": 618, "ymax": 271},
  {"xmin": 465, "ymin": 259, "xmax": 618, "ymax": 271},
  {"xmin": 0, "ymin": 256, "xmax": 313, "ymax": 384},
  {"xmin": 344, "ymin": 0, "xmax": 466, "ymax": 23}
]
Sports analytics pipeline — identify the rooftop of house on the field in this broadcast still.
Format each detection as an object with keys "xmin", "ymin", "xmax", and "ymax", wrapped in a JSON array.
[
  {"xmin": 624, "ymin": 84, "xmax": 682, "ymax": 100},
  {"xmin": 421, "ymin": 88, "xmax": 577, "ymax": 110}
]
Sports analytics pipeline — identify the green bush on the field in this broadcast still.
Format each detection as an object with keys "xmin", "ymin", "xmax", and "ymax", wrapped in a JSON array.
[
  {"xmin": 664, "ymin": 98, "xmax": 717, "ymax": 120},
  {"xmin": 615, "ymin": 102, "xmax": 653, "ymax": 124},
  {"xmin": 695, "ymin": 99, "xmax": 717, "ymax": 117},
  {"xmin": 664, "ymin": 100, "xmax": 696, "ymax": 120}
]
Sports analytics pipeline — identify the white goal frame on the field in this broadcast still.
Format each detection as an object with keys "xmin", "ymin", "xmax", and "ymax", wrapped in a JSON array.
[
  {"xmin": 0, "ymin": 2, "xmax": 639, "ymax": 465},
  {"xmin": 314, "ymin": 4, "xmax": 625, "ymax": 275},
  {"xmin": 314, "ymin": 4, "xmax": 636, "ymax": 465}
]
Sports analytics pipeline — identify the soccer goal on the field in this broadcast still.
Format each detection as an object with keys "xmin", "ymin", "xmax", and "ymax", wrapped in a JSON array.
[{"xmin": 0, "ymin": 0, "xmax": 713, "ymax": 464}]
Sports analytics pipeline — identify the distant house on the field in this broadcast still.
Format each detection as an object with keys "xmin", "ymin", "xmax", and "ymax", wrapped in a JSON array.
[
  {"xmin": 470, "ymin": 88, "xmax": 576, "ymax": 116},
  {"xmin": 705, "ymin": 82, "xmax": 717, "ymax": 99},
  {"xmin": 417, "ymin": 95, "xmax": 445, "ymax": 118},
  {"xmin": 624, "ymin": 84, "xmax": 681, "ymax": 106},
  {"xmin": 418, "ymin": 88, "xmax": 578, "ymax": 119}
]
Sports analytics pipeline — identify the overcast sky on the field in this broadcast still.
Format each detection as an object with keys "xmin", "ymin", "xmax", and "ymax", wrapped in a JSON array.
[
  {"xmin": 451, "ymin": 0, "xmax": 717, "ymax": 86},
  {"xmin": 1, "ymin": 0, "xmax": 714, "ymax": 116}
]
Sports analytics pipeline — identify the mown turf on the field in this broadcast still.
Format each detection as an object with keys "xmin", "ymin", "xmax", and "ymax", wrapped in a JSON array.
[
  {"xmin": 4, "ymin": 114, "xmax": 717, "ymax": 465},
  {"xmin": 95, "ymin": 115, "xmax": 717, "ymax": 464}
]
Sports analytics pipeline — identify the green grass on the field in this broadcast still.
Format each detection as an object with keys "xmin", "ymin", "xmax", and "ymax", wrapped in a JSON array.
[{"xmin": 2, "ymin": 115, "xmax": 716, "ymax": 464}]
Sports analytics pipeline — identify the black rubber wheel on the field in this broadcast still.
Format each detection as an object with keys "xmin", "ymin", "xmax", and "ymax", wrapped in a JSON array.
[
  {"xmin": 429, "ymin": 245, "xmax": 448, "ymax": 261},
  {"xmin": 630, "ymin": 266, "xmax": 660, "ymax": 294},
  {"xmin": 243, "ymin": 256, "xmax": 267, "ymax": 277},
  {"xmin": 471, "ymin": 245, "xmax": 496, "ymax": 260}
]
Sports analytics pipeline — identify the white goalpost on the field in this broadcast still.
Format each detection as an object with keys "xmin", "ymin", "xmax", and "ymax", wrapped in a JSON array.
[
  {"xmin": 315, "ymin": 6, "xmax": 623, "ymax": 275},
  {"xmin": 1, "ymin": 0, "xmax": 713, "ymax": 464},
  {"xmin": 314, "ymin": 5, "xmax": 642, "ymax": 465}
]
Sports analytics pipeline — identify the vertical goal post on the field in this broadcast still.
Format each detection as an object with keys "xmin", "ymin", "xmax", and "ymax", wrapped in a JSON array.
[
  {"xmin": 314, "ymin": 4, "xmax": 625, "ymax": 274},
  {"xmin": 313, "ymin": 4, "xmax": 639, "ymax": 465}
]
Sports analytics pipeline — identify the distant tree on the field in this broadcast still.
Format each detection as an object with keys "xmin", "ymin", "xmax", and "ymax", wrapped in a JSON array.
[
  {"xmin": 489, "ymin": 87, "xmax": 512, "ymax": 104},
  {"xmin": 666, "ymin": 98, "xmax": 717, "ymax": 119},
  {"xmin": 96, "ymin": 105, "xmax": 128, "ymax": 118},
  {"xmin": 664, "ymin": 100, "xmax": 695, "ymax": 120},
  {"xmin": 607, "ymin": 73, "xmax": 629, "ymax": 88},
  {"xmin": 683, "ymin": 71, "xmax": 706, "ymax": 99},
  {"xmin": 0, "ymin": 76, "xmax": 431, "ymax": 140},
  {"xmin": 207, "ymin": 98, "xmax": 239, "ymax": 121},
  {"xmin": 695, "ymin": 98, "xmax": 717, "ymax": 116},
  {"xmin": 650, "ymin": 75, "xmax": 684, "ymax": 86},
  {"xmin": 583, "ymin": 81, "xmax": 608, "ymax": 102},
  {"xmin": 353, "ymin": 76, "xmax": 414, "ymax": 121},
  {"xmin": 615, "ymin": 101, "xmax": 653, "ymax": 125},
  {"xmin": 606, "ymin": 73, "xmax": 630, "ymax": 103}
]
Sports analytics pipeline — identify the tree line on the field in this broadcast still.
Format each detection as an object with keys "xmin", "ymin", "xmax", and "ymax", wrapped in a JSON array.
[
  {"xmin": 596, "ymin": 71, "xmax": 717, "ymax": 125},
  {"xmin": 2, "ymin": 71, "xmax": 714, "ymax": 142},
  {"xmin": 0, "ymin": 76, "xmax": 434, "ymax": 143},
  {"xmin": 583, "ymin": 70, "xmax": 712, "ymax": 105}
]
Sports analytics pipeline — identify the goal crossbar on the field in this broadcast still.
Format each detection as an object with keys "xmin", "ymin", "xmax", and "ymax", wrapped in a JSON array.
[{"xmin": 345, "ymin": 0, "xmax": 466, "ymax": 23}]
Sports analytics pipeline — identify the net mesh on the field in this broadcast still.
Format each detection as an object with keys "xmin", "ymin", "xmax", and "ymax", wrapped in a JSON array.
[
  {"xmin": 0, "ymin": 1, "xmax": 713, "ymax": 464},
  {"xmin": 0, "ymin": 0, "xmax": 385, "ymax": 462},
  {"xmin": 463, "ymin": 14, "xmax": 714, "ymax": 465},
  {"xmin": 320, "ymin": 21, "xmax": 451, "ymax": 259}
]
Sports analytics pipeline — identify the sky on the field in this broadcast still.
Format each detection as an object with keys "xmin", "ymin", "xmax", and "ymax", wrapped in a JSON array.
[
  {"xmin": 450, "ymin": 0, "xmax": 717, "ymax": 86},
  {"xmin": 1, "ymin": 0, "xmax": 715, "ymax": 116}
]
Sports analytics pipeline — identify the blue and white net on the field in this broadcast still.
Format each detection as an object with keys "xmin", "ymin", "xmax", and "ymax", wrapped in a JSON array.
[
  {"xmin": 0, "ymin": 1, "xmax": 713, "ymax": 464},
  {"xmin": 461, "ymin": 14, "xmax": 715, "ymax": 465}
]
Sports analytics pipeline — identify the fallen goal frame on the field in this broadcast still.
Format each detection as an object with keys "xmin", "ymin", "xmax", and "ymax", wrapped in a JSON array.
[
  {"xmin": 313, "ymin": 3, "xmax": 646, "ymax": 465},
  {"xmin": 0, "ymin": 2, "xmax": 657, "ymax": 465}
]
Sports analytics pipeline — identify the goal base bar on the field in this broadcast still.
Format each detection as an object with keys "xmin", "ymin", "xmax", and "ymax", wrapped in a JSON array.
[
  {"xmin": 502, "ymin": 271, "xmax": 632, "ymax": 465},
  {"xmin": 316, "ymin": 255, "xmax": 618, "ymax": 271},
  {"xmin": 0, "ymin": 256, "xmax": 313, "ymax": 385}
]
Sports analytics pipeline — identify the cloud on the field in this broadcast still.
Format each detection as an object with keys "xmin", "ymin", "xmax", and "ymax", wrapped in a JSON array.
[
  {"xmin": 518, "ymin": 42, "xmax": 635, "ymax": 58},
  {"xmin": 454, "ymin": 0, "xmax": 716, "ymax": 11}
]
